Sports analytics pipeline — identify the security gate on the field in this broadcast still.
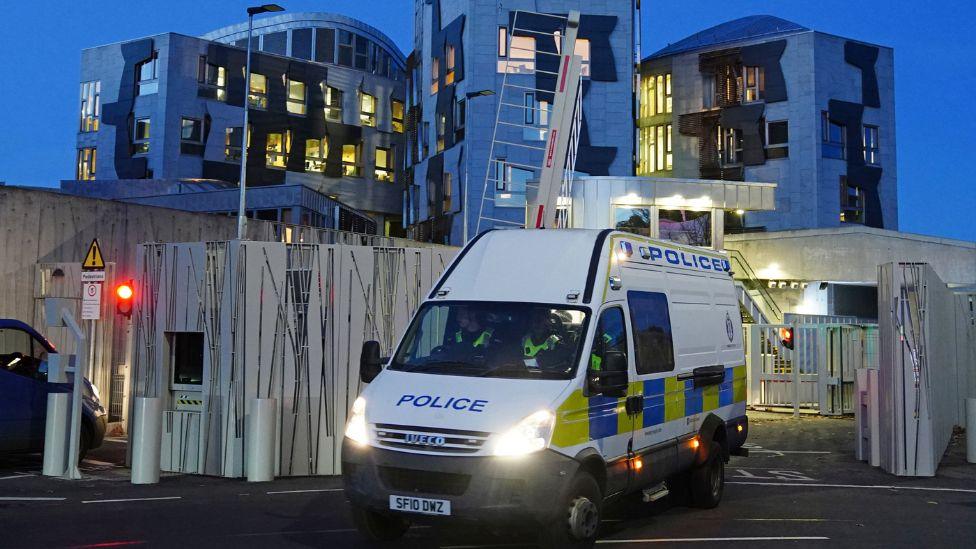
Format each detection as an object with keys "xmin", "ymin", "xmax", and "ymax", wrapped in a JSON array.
[{"xmin": 745, "ymin": 323, "xmax": 878, "ymax": 416}]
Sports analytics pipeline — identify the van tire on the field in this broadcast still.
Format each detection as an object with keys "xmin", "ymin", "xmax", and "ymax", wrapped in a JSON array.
[
  {"xmin": 78, "ymin": 423, "xmax": 92, "ymax": 464},
  {"xmin": 690, "ymin": 441, "xmax": 724, "ymax": 508},
  {"xmin": 539, "ymin": 472, "xmax": 602, "ymax": 548},
  {"xmin": 350, "ymin": 504, "xmax": 410, "ymax": 542}
]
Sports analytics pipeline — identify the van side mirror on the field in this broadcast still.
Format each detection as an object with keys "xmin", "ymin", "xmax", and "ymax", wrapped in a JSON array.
[
  {"xmin": 587, "ymin": 351, "xmax": 628, "ymax": 398},
  {"xmin": 360, "ymin": 341, "xmax": 386, "ymax": 383}
]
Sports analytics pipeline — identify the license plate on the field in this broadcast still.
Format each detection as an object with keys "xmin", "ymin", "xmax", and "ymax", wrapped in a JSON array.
[{"xmin": 389, "ymin": 495, "xmax": 451, "ymax": 516}]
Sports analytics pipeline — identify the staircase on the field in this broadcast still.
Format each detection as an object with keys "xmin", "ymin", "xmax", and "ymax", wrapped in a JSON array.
[{"xmin": 727, "ymin": 249, "xmax": 783, "ymax": 324}]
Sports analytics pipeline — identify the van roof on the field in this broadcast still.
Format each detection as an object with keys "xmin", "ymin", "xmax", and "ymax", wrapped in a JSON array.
[{"xmin": 430, "ymin": 229, "xmax": 728, "ymax": 306}]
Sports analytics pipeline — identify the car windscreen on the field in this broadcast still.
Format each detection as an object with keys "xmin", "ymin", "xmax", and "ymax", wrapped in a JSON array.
[{"xmin": 389, "ymin": 301, "xmax": 590, "ymax": 380}]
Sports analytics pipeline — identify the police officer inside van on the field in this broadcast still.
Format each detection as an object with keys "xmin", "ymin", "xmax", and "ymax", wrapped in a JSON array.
[
  {"xmin": 449, "ymin": 306, "xmax": 494, "ymax": 351},
  {"xmin": 521, "ymin": 308, "xmax": 563, "ymax": 370}
]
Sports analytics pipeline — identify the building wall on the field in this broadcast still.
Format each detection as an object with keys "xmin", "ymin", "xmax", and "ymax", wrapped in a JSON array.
[
  {"xmin": 410, "ymin": 0, "xmax": 634, "ymax": 245},
  {"xmin": 75, "ymin": 20, "xmax": 407, "ymax": 231}
]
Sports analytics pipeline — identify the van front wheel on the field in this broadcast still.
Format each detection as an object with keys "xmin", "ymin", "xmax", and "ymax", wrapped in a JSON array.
[
  {"xmin": 350, "ymin": 504, "xmax": 410, "ymax": 542},
  {"xmin": 690, "ymin": 441, "xmax": 724, "ymax": 508},
  {"xmin": 539, "ymin": 472, "xmax": 602, "ymax": 548}
]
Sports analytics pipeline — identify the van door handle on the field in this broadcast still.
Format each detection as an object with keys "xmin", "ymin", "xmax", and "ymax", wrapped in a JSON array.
[{"xmin": 625, "ymin": 395, "xmax": 644, "ymax": 415}]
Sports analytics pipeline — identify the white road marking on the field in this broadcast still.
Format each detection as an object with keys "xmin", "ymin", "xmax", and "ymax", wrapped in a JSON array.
[
  {"xmin": 0, "ymin": 473, "xmax": 35, "ymax": 481},
  {"xmin": 265, "ymin": 488, "xmax": 344, "ymax": 495},
  {"xmin": 0, "ymin": 496, "xmax": 67, "ymax": 501},
  {"xmin": 597, "ymin": 536, "xmax": 830, "ymax": 544},
  {"xmin": 735, "ymin": 518, "xmax": 831, "ymax": 522},
  {"xmin": 82, "ymin": 496, "xmax": 182, "ymax": 504},
  {"xmin": 732, "ymin": 469, "xmax": 816, "ymax": 481},
  {"xmin": 81, "ymin": 459, "xmax": 117, "ymax": 467},
  {"xmin": 729, "ymin": 481, "xmax": 976, "ymax": 494}
]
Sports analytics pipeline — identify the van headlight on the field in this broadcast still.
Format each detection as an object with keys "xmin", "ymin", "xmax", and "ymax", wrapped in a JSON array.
[
  {"xmin": 493, "ymin": 410, "xmax": 555, "ymax": 457},
  {"xmin": 344, "ymin": 397, "xmax": 369, "ymax": 446}
]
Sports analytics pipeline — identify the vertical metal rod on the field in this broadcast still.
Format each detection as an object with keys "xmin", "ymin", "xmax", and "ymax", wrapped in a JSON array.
[
  {"xmin": 237, "ymin": 14, "xmax": 254, "ymax": 240},
  {"xmin": 793, "ymin": 324, "xmax": 800, "ymax": 418}
]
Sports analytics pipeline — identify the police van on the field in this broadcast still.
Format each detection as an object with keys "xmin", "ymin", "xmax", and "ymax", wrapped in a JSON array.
[{"xmin": 342, "ymin": 229, "xmax": 748, "ymax": 547}]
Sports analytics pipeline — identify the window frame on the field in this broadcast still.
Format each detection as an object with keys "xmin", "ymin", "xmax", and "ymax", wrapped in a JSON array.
[
  {"xmin": 443, "ymin": 171, "xmax": 452, "ymax": 213},
  {"xmin": 359, "ymin": 92, "xmax": 376, "ymax": 126},
  {"xmin": 133, "ymin": 117, "xmax": 151, "ymax": 154},
  {"xmin": 76, "ymin": 147, "xmax": 97, "ymax": 180},
  {"xmin": 265, "ymin": 130, "xmax": 290, "ymax": 169},
  {"xmin": 821, "ymin": 111, "xmax": 846, "ymax": 160},
  {"xmin": 180, "ymin": 117, "xmax": 203, "ymax": 144},
  {"xmin": 626, "ymin": 290, "xmax": 675, "ymax": 375},
  {"xmin": 589, "ymin": 305, "xmax": 630, "ymax": 378},
  {"xmin": 324, "ymin": 85, "xmax": 343, "ymax": 122},
  {"xmin": 305, "ymin": 137, "xmax": 327, "ymax": 173},
  {"xmin": 391, "ymin": 99, "xmax": 405, "ymax": 133},
  {"xmin": 431, "ymin": 56, "xmax": 440, "ymax": 95},
  {"xmin": 445, "ymin": 44, "xmax": 456, "ymax": 85},
  {"xmin": 342, "ymin": 142, "xmax": 363, "ymax": 177},
  {"xmin": 79, "ymin": 81, "xmax": 101, "ymax": 132},
  {"xmin": 374, "ymin": 146, "xmax": 394, "ymax": 182},
  {"xmin": 742, "ymin": 65, "xmax": 765, "ymax": 103},
  {"xmin": 136, "ymin": 51, "xmax": 158, "ymax": 96},
  {"xmin": 248, "ymin": 73, "xmax": 268, "ymax": 110},
  {"xmin": 863, "ymin": 125, "xmax": 880, "ymax": 166},
  {"xmin": 840, "ymin": 176, "xmax": 865, "ymax": 224},
  {"xmin": 766, "ymin": 120, "xmax": 789, "ymax": 159},
  {"xmin": 224, "ymin": 126, "xmax": 243, "ymax": 162},
  {"xmin": 286, "ymin": 79, "xmax": 307, "ymax": 116}
]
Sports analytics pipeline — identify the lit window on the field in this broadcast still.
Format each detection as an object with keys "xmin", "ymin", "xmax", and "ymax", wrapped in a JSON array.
[
  {"xmin": 436, "ymin": 113, "xmax": 446, "ymax": 152},
  {"xmin": 498, "ymin": 35, "xmax": 535, "ymax": 74},
  {"xmin": 180, "ymin": 117, "xmax": 202, "ymax": 143},
  {"xmin": 391, "ymin": 99, "xmax": 404, "ymax": 132},
  {"xmin": 342, "ymin": 143, "xmax": 362, "ymax": 176},
  {"xmin": 553, "ymin": 32, "xmax": 591, "ymax": 77},
  {"xmin": 718, "ymin": 126, "xmax": 742, "ymax": 165},
  {"xmin": 653, "ymin": 74, "xmax": 672, "ymax": 114},
  {"xmin": 822, "ymin": 112, "xmax": 846, "ymax": 159},
  {"xmin": 287, "ymin": 79, "xmax": 306, "ymax": 115},
  {"xmin": 248, "ymin": 73, "xmax": 268, "ymax": 109},
  {"xmin": 76, "ymin": 147, "xmax": 96, "ymax": 180},
  {"xmin": 374, "ymin": 147, "xmax": 394, "ymax": 182},
  {"xmin": 443, "ymin": 171, "xmax": 452, "ymax": 213},
  {"xmin": 523, "ymin": 93, "xmax": 550, "ymax": 141},
  {"xmin": 497, "ymin": 27, "xmax": 508, "ymax": 57},
  {"xmin": 431, "ymin": 57, "xmax": 440, "ymax": 95},
  {"xmin": 324, "ymin": 85, "xmax": 342, "ymax": 122},
  {"xmin": 305, "ymin": 138, "xmax": 327, "ymax": 172},
  {"xmin": 863, "ymin": 125, "xmax": 880, "ymax": 165},
  {"xmin": 840, "ymin": 176, "xmax": 864, "ymax": 224},
  {"xmin": 743, "ymin": 66, "xmax": 764, "ymax": 103},
  {"xmin": 198, "ymin": 57, "xmax": 226, "ymax": 101},
  {"xmin": 266, "ymin": 131, "xmax": 290, "ymax": 168},
  {"xmin": 133, "ymin": 118, "xmax": 150, "ymax": 154},
  {"xmin": 640, "ymin": 75, "xmax": 655, "ymax": 118},
  {"xmin": 766, "ymin": 120, "xmax": 789, "ymax": 159},
  {"xmin": 445, "ymin": 45, "xmax": 456, "ymax": 85},
  {"xmin": 136, "ymin": 52, "xmax": 158, "ymax": 96},
  {"xmin": 79, "ymin": 81, "xmax": 100, "ymax": 132},
  {"xmin": 360, "ymin": 92, "xmax": 376, "ymax": 126},
  {"xmin": 224, "ymin": 127, "xmax": 242, "ymax": 162}
]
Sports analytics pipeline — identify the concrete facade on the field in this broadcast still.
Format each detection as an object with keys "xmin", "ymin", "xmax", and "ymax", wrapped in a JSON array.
[
  {"xmin": 73, "ymin": 14, "xmax": 407, "ymax": 233},
  {"xmin": 408, "ymin": 0, "xmax": 635, "ymax": 244},
  {"xmin": 640, "ymin": 16, "xmax": 897, "ymax": 233}
]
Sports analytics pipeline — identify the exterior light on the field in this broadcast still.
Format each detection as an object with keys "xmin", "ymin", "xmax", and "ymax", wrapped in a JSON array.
[
  {"xmin": 493, "ymin": 410, "xmax": 555, "ymax": 457},
  {"xmin": 735, "ymin": 209, "xmax": 745, "ymax": 215},
  {"xmin": 779, "ymin": 327, "xmax": 795, "ymax": 350},
  {"xmin": 633, "ymin": 457, "xmax": 643, "ymax": 471},
  {"xmin": 691, "ymin": 437, "xmax": 700, "ymax": 450},
  {"xmin": 247, "ymin": 4, "xmax": 284, "ymax": 15},
  {"xmin": 737, "ymin": 424, "xmax": 744, "ymax": 433},
  {"xmin": 115, "ymin": 280, "xmax": 135, "ymax": 318},
  {"xmin": 344, "ymin": 397, "xmax": 369, "ymax": 446}
]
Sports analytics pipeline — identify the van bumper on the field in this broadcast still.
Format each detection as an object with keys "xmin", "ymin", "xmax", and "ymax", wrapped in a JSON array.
[
  {"xmin": 726, "ymin": 414, "xmax": 748, "ymax": 456},
  {"xmin": 341, "ymin": 439, "xmax": 580, "ymax": 526}
]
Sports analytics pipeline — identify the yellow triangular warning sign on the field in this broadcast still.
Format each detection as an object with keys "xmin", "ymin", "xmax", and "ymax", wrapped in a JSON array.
[{"xmin": 82, "ymin": 239, "xmax": 105, "ymax": 270}]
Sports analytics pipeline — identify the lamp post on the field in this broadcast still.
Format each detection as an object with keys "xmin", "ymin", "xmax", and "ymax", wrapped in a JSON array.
[
  {"xmin": 461, "ymin": 89, "xmax": 495, "ymax": 244},
  {"xmin": 237, "ymin": 4, "xmax": 285, "ymax": 240}
]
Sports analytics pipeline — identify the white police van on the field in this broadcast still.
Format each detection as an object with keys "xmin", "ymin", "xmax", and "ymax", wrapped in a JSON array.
[{"xmin": 342, "ymin": 229, "xmax": 748, "ymax": 547}]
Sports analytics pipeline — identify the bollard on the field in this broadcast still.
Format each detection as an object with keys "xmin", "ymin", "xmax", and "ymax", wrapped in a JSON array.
[
  {"xmin": 247, "ymin": 398, "xmax": 278, "ymax": 482},
  {"xmin": 968, "ymin": 398, "xmax": 976, "ymax": 465},
  {"xmin": 131, "ymin": 397, "xmax": 163, "ymax": 484},
  {"xmin": 42, "ymin": 393, "xmax": 71, "ymax": 476}
]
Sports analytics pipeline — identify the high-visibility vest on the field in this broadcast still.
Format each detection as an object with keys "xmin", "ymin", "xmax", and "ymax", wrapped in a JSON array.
[
  {"xmin": 455, "ymin": 328, "xmax": 492, "ymax": 348},
  {"xmin": 522, "ymin": 334, "xmax": 559, "ymax": 358},
  {"xmin": 590, "ymin": 333, "xmax": 614, "ymax": 371}
]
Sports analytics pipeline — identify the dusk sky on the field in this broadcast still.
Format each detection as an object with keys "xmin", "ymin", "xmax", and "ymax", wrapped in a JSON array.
[{"xmin": 0, "ymin": 0, "xmax": 972, "ymax": 241}]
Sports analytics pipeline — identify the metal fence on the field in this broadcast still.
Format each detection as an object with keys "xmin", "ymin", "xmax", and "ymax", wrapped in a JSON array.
[
  {"xmin": 109, "ymin": 373, "xmax": 126, "ymax": 422},
  {"xmin": 745, "ymin": 322, "xmax": 879, "ymax": 416}
]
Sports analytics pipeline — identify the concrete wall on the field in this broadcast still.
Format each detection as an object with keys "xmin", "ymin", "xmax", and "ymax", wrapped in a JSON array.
[{"xmin": 726, "ymin": 226, "xmax": 976, "ymax": 285}]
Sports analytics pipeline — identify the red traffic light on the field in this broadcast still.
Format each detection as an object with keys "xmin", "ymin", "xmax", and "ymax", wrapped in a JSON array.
[{"xmin": 116, "ymin": 280, "xmax": 134, "ymax": 318}]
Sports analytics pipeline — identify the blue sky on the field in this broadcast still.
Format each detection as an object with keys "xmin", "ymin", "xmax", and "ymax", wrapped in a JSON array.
[{"xmin": 0, "ymin": 0, "xmax": 972, "ymax": 241}]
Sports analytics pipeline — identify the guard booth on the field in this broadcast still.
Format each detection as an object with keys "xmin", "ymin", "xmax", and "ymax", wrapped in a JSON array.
[{"xmin": 131, "ymin": 240, "xmax": 455, "ymax": 478}]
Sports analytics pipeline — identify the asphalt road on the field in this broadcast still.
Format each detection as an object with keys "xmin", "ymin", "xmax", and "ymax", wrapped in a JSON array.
[{"xmin": 2, "ymin": 413, "xmax": 975, "ymax": 548}]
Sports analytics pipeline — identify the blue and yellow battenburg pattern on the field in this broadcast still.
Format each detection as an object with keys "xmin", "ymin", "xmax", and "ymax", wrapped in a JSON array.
[{"xmin": 551, "ymin": 365, "xmax": 746, "ymax": 448}]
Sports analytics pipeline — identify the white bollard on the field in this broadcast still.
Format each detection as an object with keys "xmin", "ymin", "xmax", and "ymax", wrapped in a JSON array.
[
  {"xmin": 967, "ymin": 398, "xmax": 976, "ymax": 465},
  {"xmin": 131, "ymin": 397, "xmax": 163, "ymax": 484},
  {"xmin": 247, "ymin": 398, "xmax": 277, "ymax": 482},
  {"xmin": 42, "ymin": 393, "xmax": 71, "ymax": 476}
]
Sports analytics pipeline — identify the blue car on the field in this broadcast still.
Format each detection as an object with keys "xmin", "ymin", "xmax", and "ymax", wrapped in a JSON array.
[{"xmin": 0, "ymin": 319, "xmax": 107, "ymax": 460}]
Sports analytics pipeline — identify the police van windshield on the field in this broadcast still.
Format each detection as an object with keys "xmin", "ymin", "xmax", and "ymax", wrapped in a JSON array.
[{"xmin": 389, "ymin": 301, "xmax": 590, "ymax": 380}]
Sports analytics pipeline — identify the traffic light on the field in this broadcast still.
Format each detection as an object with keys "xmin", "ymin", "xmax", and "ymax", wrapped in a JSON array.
[
  {"xmin": 116, "ymin": 280, "xmax": 134, "ymax": 318},
  {"xmin": 778, "ymin": 326, "xmax": 794, "ymax": 350}
]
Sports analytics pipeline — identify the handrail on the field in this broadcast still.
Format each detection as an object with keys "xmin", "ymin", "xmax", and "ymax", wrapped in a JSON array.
[{"xmin": 727, "ymin": 249, "xmax": 783, "ymax": 323}]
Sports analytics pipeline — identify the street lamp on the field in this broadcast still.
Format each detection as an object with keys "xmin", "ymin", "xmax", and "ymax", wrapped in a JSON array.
[
  {"xmin": 237, "ymin": 3, "xmax": 285, "ymax": 240},
  {"xmin": 461, "ymin": 89, "xmax": 495, "ymax": 243}
]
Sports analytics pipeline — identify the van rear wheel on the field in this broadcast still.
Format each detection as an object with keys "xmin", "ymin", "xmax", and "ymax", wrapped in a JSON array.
[
  {"xmin": 350, "ymin": 504, "xmax": 410, "ymax": 542},
  {"xmin": 538, "ymin": 471, "xmax": 602, "ymax": 549},
  {"xmin": 690, "ymin": 441, "xmax": 724, "ymax": 508}
]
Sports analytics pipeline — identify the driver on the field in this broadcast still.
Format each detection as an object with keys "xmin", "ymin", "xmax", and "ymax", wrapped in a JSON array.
[
  {"xmin": 521, "ymin": 309, "xmax": 561, "ymax": 368},
  {"xmin": 450, "ymin": 307, "xmax": 494, "ymax": 349}
]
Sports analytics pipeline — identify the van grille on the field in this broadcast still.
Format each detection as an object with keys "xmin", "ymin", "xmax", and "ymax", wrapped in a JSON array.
[
  {"xmin": 373, "ymin": 423, "xmax": 490, "ymax": 454},
  {"xmin": 377, "ymin": 466, "xmax": 471, "ymax": 496}
]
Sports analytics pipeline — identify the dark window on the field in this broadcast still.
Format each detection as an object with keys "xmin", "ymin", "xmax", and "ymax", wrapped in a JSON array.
[
  {"xmin": 627, "ymin": 291, "xmax": 675, "ymax": 375},
  {"xmin": 224, "ymin": 127, "xmax": 242, "ymax": 162},
  {"xmin": 180, "ymin": 117, "xmax": 202, "ymax": 143},
  {"xmin": 840, "ymin": 176, "xmax": 864, "ymax": 224},
  {"xmin": 822, "ymin": 111, "xmax": 846, "ymax": 159},
  {"xmin": 592, "ymin": 307, "xmax": 628, "ymax": 372},
  {"xmin": 766, "ymin": 120, "xmax": 789, "ymax": 159},
  {"xmin": 262, "ymin": 31, "xmax": 286, "ymax": 55},
  {"xmin": 315, "ymin": 28, "xmax": 335, "ymax": 63},
  {"xmin": 133, "ymin": 117, "xmax": 150, "ymax": 154},
  {"xmin": 136, "ymin": 51, "xmax": 158, "ymax": 96},
  {"xmin": 170, "ymin": 332, "xmax": 204, "ymax": 386},
  {"xmin": 354, "ymin": 35, "xmax": 369, "ymax": 70},
  {"xmin": 338, "ymin": 30, "xmax": 354, "ymax": 66},
  {"xmin": 292, "ymin": 28, "xmax": 312, "ymax": 60},
  {"xmin": 524, "ymin": 92, "xmax": 535, "ymax": 124}
]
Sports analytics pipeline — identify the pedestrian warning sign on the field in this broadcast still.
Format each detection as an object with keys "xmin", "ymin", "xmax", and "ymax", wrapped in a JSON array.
[{"xmin": 82, "ymin": 239, "xmax": 105, "ymax": 270}]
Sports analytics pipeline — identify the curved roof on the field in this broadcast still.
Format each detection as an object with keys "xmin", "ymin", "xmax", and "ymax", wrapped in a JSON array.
[
  {"xmin": 202, "ymin": 12, "xmax": 406, "ymax": 65},
  {"xmin": 647, "ymin": 15, "xmax": 809, "ymax": 60}
]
